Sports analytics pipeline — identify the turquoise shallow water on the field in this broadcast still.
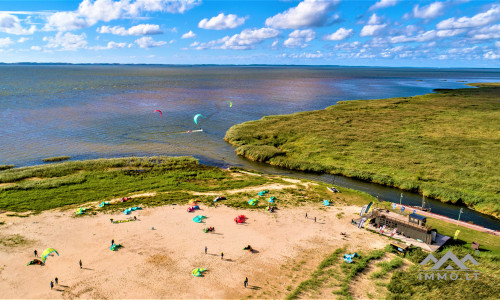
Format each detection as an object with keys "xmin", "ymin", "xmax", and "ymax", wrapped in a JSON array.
[{"xmin": 1, "ymin": 65, "xmax": 499, "ymax": 229}]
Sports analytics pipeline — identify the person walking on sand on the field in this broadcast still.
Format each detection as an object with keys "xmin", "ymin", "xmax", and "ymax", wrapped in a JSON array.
[
  {"xmin": 305, "ymin": 212, "xmax": 307, "ymax": 219},
  {"xmin": 205, "ymin": 246, "xmax": 207, "ymax": 255},
  {"xmin": 221, "ymin": 252, "xmax": 224, "ymax": 260},
  {"xmin": 244, "ymin": 277, "xmax": 248, "ymax": 288},
  {"xmin": 79, "ymin": 259, "xmax": 82, "ymax": 269},
  {"xmin": 34, "ymin": 250, "xmax": 37, "ymax": 257},
  {"xmin": 111, "ymin": 239, "xmax": 114, "ymax": 246},
  {"xmin": 50, "ymin": 281, "xmax": 54, "ymax": 289},
  {"xmin": 55, "ymin": 277, "xmax": 58, "ymax": 285},
  {"xmin": 314, "ymin": 217, "xmax": 316, "ymax": 223}
]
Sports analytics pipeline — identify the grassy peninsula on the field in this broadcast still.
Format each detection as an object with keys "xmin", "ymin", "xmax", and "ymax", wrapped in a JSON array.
[{"xmin": 225, "ymin": 83, "xmax": 500, "ymax": 218}]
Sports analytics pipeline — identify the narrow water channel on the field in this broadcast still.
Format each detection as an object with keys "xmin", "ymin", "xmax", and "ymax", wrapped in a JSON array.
[{"xmin": 199, "ymin": 155, "xmax": 500, "ymax": 232}]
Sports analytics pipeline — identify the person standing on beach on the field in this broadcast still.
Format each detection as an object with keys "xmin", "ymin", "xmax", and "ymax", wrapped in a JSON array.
[
  {"xmin": 79, "ymin": 259, "xmax": 82, "ymax": 269},
  {"xmin": 205, "ymin": 246, "xmax": 207, "ymax": 255},
  {"xmin": 314, "ymin": 217, "xmax": 316, "ymax": 223},
  {"xmin": 34, "ymin": 250, "xmax": 37, "ymax": 257},
  {"xmin": 50, "ymin": 281, "xmax": 54, "ymax": 289},
  {"xmin": 111, "ymin": 239, "xmax": 114, "ymax": 246},
  {"xmin": 305, "ymin": 213, "xmax": 307, "ymax": 219},
  {"xmin": 244, "ymin": 277, "xmax": 248, "ymax": 288},
  {"xmin": 55, "ymin": 277, "xmax": 58, "ymax": 285},
  {"xmin": 221, "ymin": 252, "xmax": 224, "ymax": 260}
]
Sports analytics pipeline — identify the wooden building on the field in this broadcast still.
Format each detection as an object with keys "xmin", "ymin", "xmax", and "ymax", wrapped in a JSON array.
[{"xmin": 370, "ymin": 209, "xmax": 437, "ymax": 244}]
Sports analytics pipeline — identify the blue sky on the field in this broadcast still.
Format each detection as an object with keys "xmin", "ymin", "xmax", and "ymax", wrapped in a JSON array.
[{"xmin": 0, "ymin": 0, "xmax": 499, "ymax": 67}]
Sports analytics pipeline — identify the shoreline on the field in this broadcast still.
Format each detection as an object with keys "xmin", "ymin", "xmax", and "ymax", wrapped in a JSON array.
[{"xmin": 224, "ymin": 83, "xmax": 500, "ymax": 219}]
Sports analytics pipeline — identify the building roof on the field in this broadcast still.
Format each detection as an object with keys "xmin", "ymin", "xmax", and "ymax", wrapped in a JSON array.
[{"xmin": 409, "ymin": 213, "xmax": 426, "ymax": 221}]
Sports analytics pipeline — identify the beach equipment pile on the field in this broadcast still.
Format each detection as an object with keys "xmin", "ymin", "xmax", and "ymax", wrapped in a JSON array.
[
  {"xmin": 258, "ymin": 190, "xmax": 268, "ymax": 196},
  {"xmin": 343, "ymin": 253, "xmax": 359, "ymax": 263},
  {"xmin": 193, "ymin": 215, "xmax": 207, "ymax": 223},
  {"xmin": 192, "ymin": 268, "xmax": 206, "ymax": 277},
  {"xmin": 248, "ymin": 199, "xmax": 258, "ymax": 206},
  {"xmin": 75, "ymin": 207, "xmax": 88, "ymax": 215},
  {"xmin": 234, "ymin": 215, "xmax": 246, "ymax": 223},
  {"xmin": 123, "ymin": 206, "xmax": 142, "ymax": 215},
  {"xmin": 110, "ymin": 244, "xmax": 123, "ymax": 251},
  {"xmin": 99, "ymin": 201, "xmax": 110, "ymax": 207}
]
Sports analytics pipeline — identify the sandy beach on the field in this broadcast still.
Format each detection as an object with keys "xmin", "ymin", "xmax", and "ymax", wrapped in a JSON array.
[{"xmin": 0, "ymin": 202, "xmax": 387, "ymax": 299}]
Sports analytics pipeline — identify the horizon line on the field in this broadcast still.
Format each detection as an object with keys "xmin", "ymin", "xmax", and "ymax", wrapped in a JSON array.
[{"xmin": 1, "ymin": 62, "xmax": 500, "ymax": 69}]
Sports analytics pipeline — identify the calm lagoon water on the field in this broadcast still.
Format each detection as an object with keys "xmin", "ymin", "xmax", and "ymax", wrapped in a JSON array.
[{"xmin": 1, "ymin": 65, "xmax": 499, "ymax": 228}]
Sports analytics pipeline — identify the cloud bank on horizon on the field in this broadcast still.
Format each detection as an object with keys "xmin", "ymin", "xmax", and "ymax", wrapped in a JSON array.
[{"xmin": 0, "ymin": 0, "xmax": 499, "ymax": 67}]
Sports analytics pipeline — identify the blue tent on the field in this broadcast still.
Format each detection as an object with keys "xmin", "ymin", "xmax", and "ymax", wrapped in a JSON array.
[{"xmin": 323, "ymin": 200, "xmax": 330, "ymax": 206}]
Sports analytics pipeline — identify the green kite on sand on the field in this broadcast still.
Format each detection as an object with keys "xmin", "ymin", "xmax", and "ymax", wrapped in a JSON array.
[{"xmin": 192, "ymin": 268, "xmax": 207, "ymax": 277}]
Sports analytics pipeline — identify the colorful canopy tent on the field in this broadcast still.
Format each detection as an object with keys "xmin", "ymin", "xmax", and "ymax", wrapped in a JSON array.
[
  {"xmin": 123, "ymin": 206, "xmax": 142, "ymax": 215},
  {"xmin": 323, "ymin": 200, "xmax": 330, "ymax": 206},
  {"xmin": 192, "ymin": 268, "xmax": 207, "ymax": 277},
  {"xmin": 268, "ymin": 196, "xmax": 276, "ymax": 203},
  {"xmin": 41, "ymin": 248, "xmax": 59, "ymax": 263},
  {"xmin": 188, "ymin": 199, "xmax": 199, "ymax": 206},
  {"xmin": 343, "ymin": 253, "xmax": 359, "ymax": 263},
  {"xmin": 75, "ymin": 207, "xmax": 88, "ymax": 215},
  {"xmin": 258, "ymin": 190, "xmax": 268, "ymax": 196},
  {"xmin": 26, "ymin": 259, "xmax": 44, "ymax": 266},
  {"xmin": 234, "ymin": 215, "xmax": 246, "ymax": 223},
  {"xmin": 193, "ymin": 215, "xmax": 207, "ymax": 223},
  {"xmin": 110, "ymin": 244, "xmax": 123, "ymax": 251},
  {"xmin": 99, "ymin": 201, "xmax": 110, "ymax": 207},
  {"xmin": 248, "ymin": 199, "xmax": 258, "ymax": 206}
]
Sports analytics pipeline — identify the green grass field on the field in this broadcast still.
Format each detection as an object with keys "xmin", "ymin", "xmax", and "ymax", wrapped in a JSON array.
[{"xmin": 225, "ymin": 83, "xmax": 500, "ymax": 218}]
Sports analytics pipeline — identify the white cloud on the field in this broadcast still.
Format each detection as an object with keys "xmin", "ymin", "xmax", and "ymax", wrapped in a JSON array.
[
  {"xmin": 31, "ymin": 45, "xmax": 42, "ymax": 51},
  {"xmin": 436, "ymin": 29, "xmax": 465, "ymax": 37},
  {"xmin": 496, "ymin": 41, "xmax": 500, "ymax": 48},
  {"xmin": 97, "ymin": 24, "xmax": 163, "ymax": 35},
  {"xmin": 43, "ymin": 32, "xmax": 88, "ymax": 50},
  {"xmin": 390, "ymin": 30, "xmax": 437, "ymax": 43},
  {"xmin": 265, "ymin": 0, "xmax": 339, "ymax": 29},
  {"xmin": 193, "ymin": 27, "xmax": 279, "ymax": 50},
  {"xmin": 360, "ymin": 24, "xmax": 387, "ymax": 37},
  {"xmin": 0, "ymin": 37, "xmax": 14, "ymax": 48},
  {"xmin": 198, "ymin": 13, "xmax": 247, "ymax": 30},
  {"xmin": 44, "ymin": 11, "xmax": 88, "ymax": 31},
  {"xmin": 135, "ymin": 36, "xmax": 167, "ymax": 48},
  {"xmin": 412, "ymin": 2, "xmax": 445, "ymax": 19},
  {"xmin": 0, "ymin": 13, "xmax": 36, "ymax": 35},
  {"xmin": 181, "ymin": 30, "xmax": 196, "ymax": 39},
  {"xmin": 284, "ymin": 51, "xmax": 324, "ymax": 59},
  {"xmin": 324, "ymin": 27, "xmax": 353, "ymax": 41},
  {"xmin": 484, "ymin": 51, "xmax": 500, "ymax": 59},
  {"xmin": 284, "ymin": 29, "xmax": 315, "ymax": 48},
  {"xmin": 370, "ymin": 0, "xmax": 398, "ymax": 11},
  {"xmin": 367, "ymin": 13, "xmax": 383, "ymax": 25},
  {"xmin": 437, "ymin": 4, "xmax": 500, "ymax": 29},
  {"xmin": 17, "ymin": 37, "xmax": 30, "ymax": 43},
  {"xmin": 469, "ymin": 24, "xmax": 500, "ymax": 40},
  {"xmin": 44, "ymin": 0, "xmax": 201, "ymax": 32},
  {"xmin": 93, "ymin": 41, "xmax": 128, "ymax": 50}
]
